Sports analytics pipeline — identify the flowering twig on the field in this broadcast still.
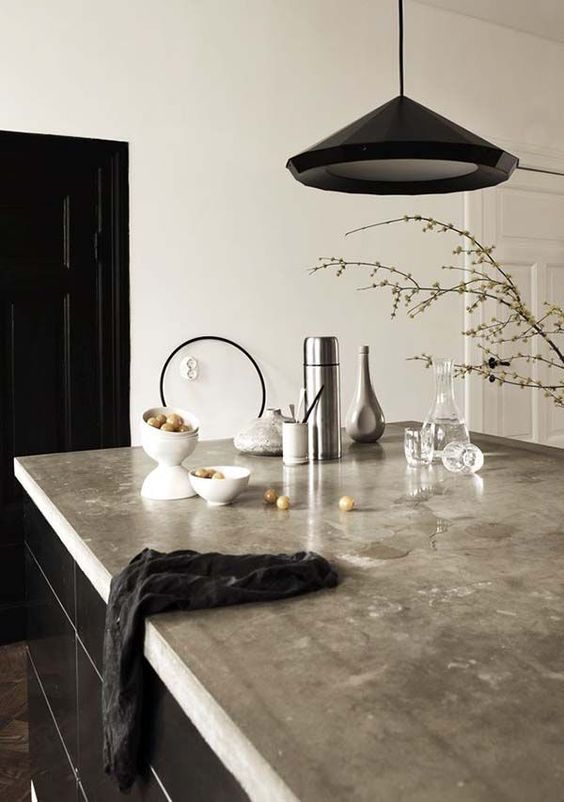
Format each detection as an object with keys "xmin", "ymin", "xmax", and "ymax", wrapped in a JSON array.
[{"xmin": 311, "ymin": 215, "xmax": 564, "ymax": 406}]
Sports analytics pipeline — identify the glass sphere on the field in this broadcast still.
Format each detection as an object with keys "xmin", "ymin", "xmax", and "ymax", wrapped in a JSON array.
[{"xmin": 442, "ymin": 441, "xmax": 484, "ymax": 474}]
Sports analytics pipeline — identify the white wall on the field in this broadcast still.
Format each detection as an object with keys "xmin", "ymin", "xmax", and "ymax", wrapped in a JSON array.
[{"xmin": 1, "ymin": 1, "xmax": 563, "ymax": 440}]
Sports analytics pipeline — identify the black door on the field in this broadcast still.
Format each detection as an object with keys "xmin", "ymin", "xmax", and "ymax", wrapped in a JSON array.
[{"xmin": 0, "ymin": 131, "xmax": 130, "ymax": 643}]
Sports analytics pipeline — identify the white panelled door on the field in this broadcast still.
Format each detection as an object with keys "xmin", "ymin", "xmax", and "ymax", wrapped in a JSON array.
[{"xmin": 465, "ymin": 164, "xmax": 564, "ymax": 446}]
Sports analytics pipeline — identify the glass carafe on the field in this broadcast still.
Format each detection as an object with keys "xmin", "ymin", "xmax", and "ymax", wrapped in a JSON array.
[{"xmin": 422, "ymin": 358, "xmax": 469, "ymax": 462}]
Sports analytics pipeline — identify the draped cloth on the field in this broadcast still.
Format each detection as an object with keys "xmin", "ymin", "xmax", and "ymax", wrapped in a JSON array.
[{"xmin": 102, "ymin": 547, "xmax": 338, "ymax": 791}]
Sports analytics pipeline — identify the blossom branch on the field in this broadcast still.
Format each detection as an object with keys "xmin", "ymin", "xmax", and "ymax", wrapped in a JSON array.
[{"xmin": 312, "ymin": 215, "xmax": 564, "ymax": 406}]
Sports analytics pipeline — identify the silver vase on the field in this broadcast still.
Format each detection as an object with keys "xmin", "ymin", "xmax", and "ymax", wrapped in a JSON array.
[{"xmin": 345, "ymin": 346, "xmax": 385, "ymax": 443}]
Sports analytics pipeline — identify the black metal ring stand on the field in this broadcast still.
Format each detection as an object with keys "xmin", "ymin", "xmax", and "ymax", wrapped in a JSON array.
[{"xmin": 159, "ymin": 336, "xmax": 267, "ymax": 418}]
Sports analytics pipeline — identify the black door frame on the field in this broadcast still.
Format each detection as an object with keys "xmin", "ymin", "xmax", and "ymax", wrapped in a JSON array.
[{"xmin": 0, "ymin": 129, "xmax": 130, "ymax": 447}]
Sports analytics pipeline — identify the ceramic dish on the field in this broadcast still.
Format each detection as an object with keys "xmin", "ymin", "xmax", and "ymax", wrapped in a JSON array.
[
  {"xmin": 189, "ymin": 465, "xmax": 250, "ymax": 506},
  {"xmin": 140, "ymin": 407, "xmax": 200, "ymax": 500},
  {"xmin": 141, "ymin": 406, "xmax": 199, "ymax": 437}
]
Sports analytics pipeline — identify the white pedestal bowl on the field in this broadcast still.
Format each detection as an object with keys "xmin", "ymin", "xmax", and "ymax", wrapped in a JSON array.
[{"xmin": 140, "ymin": 407, "xmax": 199, "ymax": 500}]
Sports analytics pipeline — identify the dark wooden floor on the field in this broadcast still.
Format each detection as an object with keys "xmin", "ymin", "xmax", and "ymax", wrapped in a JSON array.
[{"xmin": 0, "ymin": 642, "xmax": 30, "ymax": 802}]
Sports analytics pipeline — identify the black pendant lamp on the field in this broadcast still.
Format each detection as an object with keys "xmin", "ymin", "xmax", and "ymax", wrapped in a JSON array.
[{"xmin": 286, "ymin": 0, "xmax": 518, "ymax": 195}]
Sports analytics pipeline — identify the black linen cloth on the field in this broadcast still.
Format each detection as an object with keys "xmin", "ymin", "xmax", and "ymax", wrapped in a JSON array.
[{"xmin": 102, "ymin": 547, "xmax": 338, "ymax": 791}]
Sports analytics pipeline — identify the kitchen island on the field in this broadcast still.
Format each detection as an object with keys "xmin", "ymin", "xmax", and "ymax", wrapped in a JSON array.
[{"xmin": 15, "ymin": 424, "xmax": 564, "ymax": 802}]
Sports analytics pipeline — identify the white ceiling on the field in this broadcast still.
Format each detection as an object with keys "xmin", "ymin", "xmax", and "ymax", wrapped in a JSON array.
[{"xmin": 416, "ymin": 0, "xmax": 564, "ymax": 45}]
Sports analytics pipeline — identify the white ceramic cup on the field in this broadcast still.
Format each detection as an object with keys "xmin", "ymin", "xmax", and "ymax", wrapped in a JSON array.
[{"xmin": 283, "ymin": 421, "xmax": 308, "ymax": 465}]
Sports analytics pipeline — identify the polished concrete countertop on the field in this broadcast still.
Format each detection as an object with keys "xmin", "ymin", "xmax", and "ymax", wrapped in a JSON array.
[{"xmin": 15, "ymin": 424, "xmax": 564, "ymax": 802}]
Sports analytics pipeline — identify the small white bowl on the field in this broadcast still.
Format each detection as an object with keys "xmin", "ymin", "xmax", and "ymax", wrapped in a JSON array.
[
  {"xmin": 189, "ymin": 466, "xmax": 250, "ymax": 506},
  {"xmin": 142, "ymin": 406, "xmax": 199, "ymax": 438}
]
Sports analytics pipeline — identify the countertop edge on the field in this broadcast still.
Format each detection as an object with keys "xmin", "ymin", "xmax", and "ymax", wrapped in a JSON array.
[
  {"xmin": 14, "ymin": 457, "xmax": 300, "ymax": 802},
  {"xmin": 144, "ymin": 623, "xmax": 300, "ymax": 802},
  {"xmin": 14, "ymin": 458, "xmax": 113, "ymax": 603}
]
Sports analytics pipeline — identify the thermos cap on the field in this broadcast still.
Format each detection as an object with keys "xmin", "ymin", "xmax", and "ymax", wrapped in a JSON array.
[{"xmin": 304, "ymin": 336, "xmax": 340, "ymax": 366}]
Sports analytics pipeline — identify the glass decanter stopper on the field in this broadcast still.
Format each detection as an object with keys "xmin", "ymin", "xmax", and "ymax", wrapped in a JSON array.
[
  {"xmin": 442, "ymin": 441, "xmax": 484, "ymax": 474},
  {"xmin": 422, "ymin": 358, "xmax": 469, "ymax": 462}
]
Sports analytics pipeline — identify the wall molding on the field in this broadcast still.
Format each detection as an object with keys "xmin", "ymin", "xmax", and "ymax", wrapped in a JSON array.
[{"xmin": 464, "ymin": 145, "xmax": 564, "ymax": 439}]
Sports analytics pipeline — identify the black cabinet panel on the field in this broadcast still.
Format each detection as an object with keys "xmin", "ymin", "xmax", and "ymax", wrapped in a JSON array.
[
  {"xmin": 0, "ymin": 542, "xmax": 24, "ymax": 605},
  {"xmin": 27, "ymin": 652, "xmax": 78, "ymax": 802},
  {"xmin": 25, "ymin": 498, "xmax": 76, "ymax": 623},
  {"xmin": 76, "ymin": 564, "xmax": 105, "ymax": 674},
  {"xmin": 26, "ymin": 548, "xmax": 78, "ymax": 769},
  {"xmin": 76, "ymin": 642, "xmax": 166, "ymax": 802},
  {"xmin": 0, "ymin": 599, "xmax": 26, "ymax": 643},
  {"xmin": 145, "ymin": 664, "xmax": 250, "ymax": 802}
]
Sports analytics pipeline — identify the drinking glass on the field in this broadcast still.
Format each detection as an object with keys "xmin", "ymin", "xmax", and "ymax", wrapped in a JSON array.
[{"xmin": 404, "ymin": 427, "xmax": 434, "ymax": 467}]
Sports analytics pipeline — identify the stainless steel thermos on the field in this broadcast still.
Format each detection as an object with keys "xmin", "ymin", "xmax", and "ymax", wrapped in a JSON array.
[{"xmin": 304, "ymin": 336, "xmax": 342, "ymax": 460}]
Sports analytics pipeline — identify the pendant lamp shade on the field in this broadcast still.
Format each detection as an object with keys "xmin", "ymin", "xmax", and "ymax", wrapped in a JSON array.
[
  {"xmin": 286, "ymin": 95, "xmax": 518, "ymax": 195},
  {"xmin": 286, "ymin": 1, "xmax": 518, "ymax": 195}
]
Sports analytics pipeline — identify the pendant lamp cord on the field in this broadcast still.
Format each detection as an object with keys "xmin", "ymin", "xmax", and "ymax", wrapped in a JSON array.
[{"xmin": 398, "ymin": 0, "xmax": 404, "ymax": 96}]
